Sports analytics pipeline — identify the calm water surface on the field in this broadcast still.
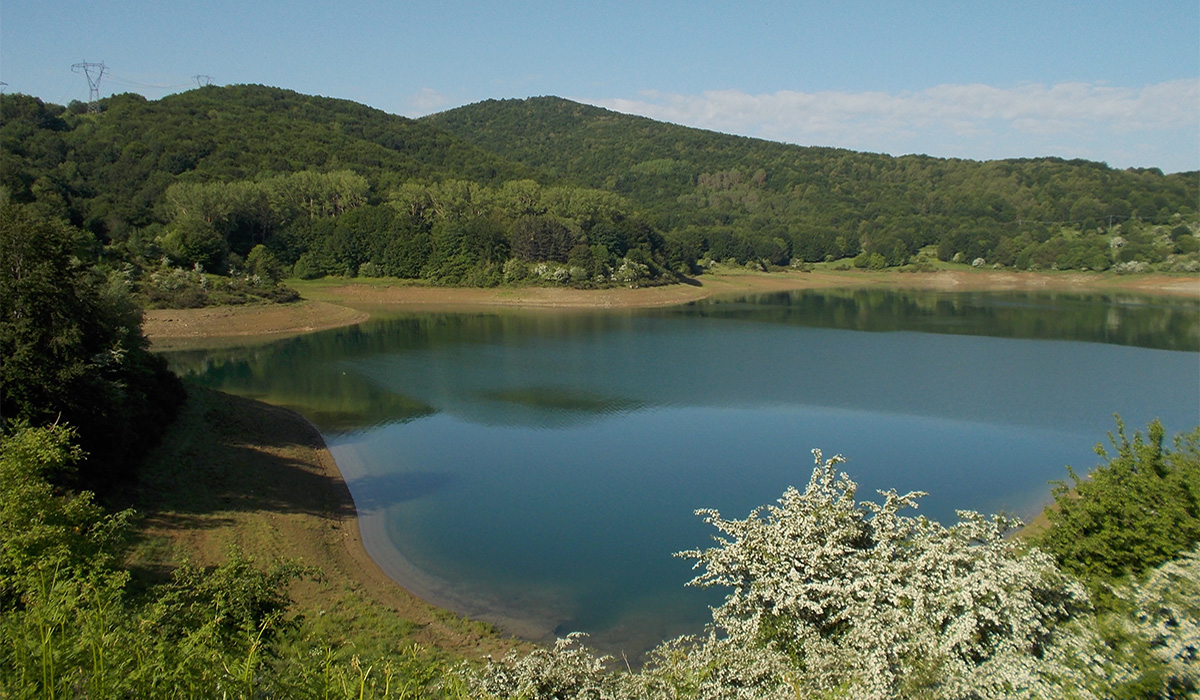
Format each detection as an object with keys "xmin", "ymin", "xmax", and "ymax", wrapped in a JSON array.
[{"xmin": 167, "ymin": 288, "xmax": 1200, "ymax": 656}]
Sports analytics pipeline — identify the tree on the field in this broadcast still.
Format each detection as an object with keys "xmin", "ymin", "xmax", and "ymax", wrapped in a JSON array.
[
  {"xmin": 244, "ymin": 244, "xmax": 285, "ymax": 283},
  {"xmin": 0, "ymin": 202, "xmax": 183, "ymax": 485},
  {"xmin": 1037, "ymin": 418, "xmax": 1200, "ymax": 586}
]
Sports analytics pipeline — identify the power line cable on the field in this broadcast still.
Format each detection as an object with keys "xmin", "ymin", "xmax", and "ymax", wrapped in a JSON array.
[{"xmin": 105, "ymin": 73, "xmax": 194, "ymax": 90}]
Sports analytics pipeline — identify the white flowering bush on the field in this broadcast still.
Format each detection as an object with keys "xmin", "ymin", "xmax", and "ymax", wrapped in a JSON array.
[
  {"xmin": 1120, "ymin": 547, "xmax": 1200, "ymax": 694},
  {"xmin": 467, "ymin": 449, "xmax": 1197, "ymax": 699},
  {"xmin": 613, "ymin": 258, "xmax": 649, "ymax": 287},
  {"xmin": 466, "ymin": 633, "xmax": 633, "ymax": 699},
  {"xmin": 679, "ymin": 450, "xmax": 1097, "ymax": 699},
  {"xmin": 637, "ymin": 634, "xmax": 796, "ymax": 700}
]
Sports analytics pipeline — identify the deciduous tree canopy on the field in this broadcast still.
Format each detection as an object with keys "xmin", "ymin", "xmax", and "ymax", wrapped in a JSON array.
[{"xmin": 2, "ymin": 87, "xmax": 1196, "ymax": 307}]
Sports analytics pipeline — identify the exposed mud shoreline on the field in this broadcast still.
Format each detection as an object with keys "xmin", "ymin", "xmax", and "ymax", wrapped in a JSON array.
[
  {"xmin": 143, "ymin": 269, "xmax": 1199, "ymax": 349},
  {"xmin": 137, "ymin": 268, "xmax": 1197, "ymax": 649}
]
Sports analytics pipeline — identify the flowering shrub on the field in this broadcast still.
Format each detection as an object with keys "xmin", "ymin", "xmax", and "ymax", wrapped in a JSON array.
[
  {"xmin": 613, "ymin": 258, "xmax": 650, "ymax": 287},
  {"xmin": 468, "ymin": 451, "xmax": 1200, "ymax": 696},
  {"xmin": 679, "ymin": 450, "xmax": 1097, "ymax": 699},
  {"xmin": 467, "ymin": 449, "xmax": 1199, "ymax": 699},
  {"xmin": 1119, "ymin": 547, "xmax": 1200, "ymax": 695},
  {"xmin": 468, "ymin": 633, "xmax": 631, "ymax": 699}
]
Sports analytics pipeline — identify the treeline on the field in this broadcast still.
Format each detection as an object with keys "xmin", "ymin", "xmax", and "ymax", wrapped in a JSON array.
[
  {"xmin": 158, "ymin": 174, "xmax": 674, "ymax": 287},
  {"xmin": 427, "ymin": 97, "xmax": 1200, "ymax": 273},
  {"xmin": 0, "ymin": 88, "xmax": 676, "ymax": 305},
  {"xmin": 2, "ymin": 194, "xmax": 1198, "ymax": 697},
  {"xmin": 0, "ymin": 202, "xmax": 183, "ymax": 487},
  {"xmin": 3, "ymin": 86, "xmax": 1198, "ymax": 308}
]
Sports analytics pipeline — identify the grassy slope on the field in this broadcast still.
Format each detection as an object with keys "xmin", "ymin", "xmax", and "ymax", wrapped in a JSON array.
[{"xmin": 127, "ymin": 386, "xmax": 523, "ymax": 662}]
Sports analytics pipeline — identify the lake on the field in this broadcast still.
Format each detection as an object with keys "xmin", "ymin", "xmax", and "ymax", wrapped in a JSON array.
[{"xmin": 166, "ymin": 287, "xmax": 1200, "ymax": 656}]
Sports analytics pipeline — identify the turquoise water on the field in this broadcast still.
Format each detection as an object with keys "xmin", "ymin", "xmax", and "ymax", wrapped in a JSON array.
[{"xmin": 168, "ymin": 288, "xmax": 1200, "ymax": 656}]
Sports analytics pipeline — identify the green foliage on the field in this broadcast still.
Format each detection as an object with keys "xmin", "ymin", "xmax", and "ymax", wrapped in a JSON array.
[
  {"xmin": 427, "ymin": 97, "xmax": 1199, "ymax": 271},
  {"xmin": 0, "ymin": 422, "xmax": 453, "ymax": 698},
  {"xmin": 7, "ymin": 88, "xmax": 1195, "ymax": 298},
  {"xmin": 1038, "ymin": 418, "xmax": 1200, "ymax": 587},
  {"xmin": 6, "ymin": 86, "xmax": 1197, "ymax": 307},
  {"xmin": 0, "ymin": 423, "xmax": 130, "ymax": 607},
  {"xmin": 147, "ymin": 548, "xmax": 309, "ymax": 652},
  {"xmin": 0, "ymin": 202, "xmax": 184, "ymax": 484}
]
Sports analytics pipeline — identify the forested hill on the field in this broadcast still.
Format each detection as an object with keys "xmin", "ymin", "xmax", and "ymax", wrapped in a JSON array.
[
  {"xmin": 426, "ymin": 96, "xmax": 1199, "ymax": 271},
  {"xmin": 2, "ymin": 86, "xmax": 1197, "ymax": 309},
  {"xmin": 3, "ymin": 84, "xmax": 532, "ymax": 234},
  {"xmin": 3, "ymin": 85, "xmax": 680, "ymax": 292}
]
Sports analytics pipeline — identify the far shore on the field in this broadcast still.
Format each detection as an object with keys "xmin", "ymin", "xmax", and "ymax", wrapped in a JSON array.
[
  {"xmin": 137, "ymin": 266, "xmax": 1199, "ymax": 649},
  {"xmin": 143, "ymin": 267, "xmax": 1200, "ymax": 349}
]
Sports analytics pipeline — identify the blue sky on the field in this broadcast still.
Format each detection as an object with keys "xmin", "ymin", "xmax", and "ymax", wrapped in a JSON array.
[{"xmin": 3, "ymin": 1, "xmax": 1197, "ymax": 172}]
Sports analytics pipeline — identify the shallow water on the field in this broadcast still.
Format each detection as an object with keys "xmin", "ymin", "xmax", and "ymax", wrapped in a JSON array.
[{"xmin": 168, "ymin": 288, "xmax": 1200, "ymax": 656}]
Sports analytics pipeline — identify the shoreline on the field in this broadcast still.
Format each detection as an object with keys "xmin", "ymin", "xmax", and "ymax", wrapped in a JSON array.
[
  {"xmin": 139, "ymin": 268, "xmax": 1200, "ymax": 649},
  {"xmin": 144, "ymin": 268, "xmax": 1200, "ymax": 350},
  {"xmin": 328, "ymin": 439, "xmax": 570, "ymax": 645},
  {"xmin": 133, "ymin": 387, "xmax": 526, "ymax": 656}
]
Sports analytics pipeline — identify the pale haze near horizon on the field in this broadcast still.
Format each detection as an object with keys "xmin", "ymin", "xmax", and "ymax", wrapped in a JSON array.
[{"xmin": 2, "ymin": 1, "xmax": 1196, "ymax": 173}]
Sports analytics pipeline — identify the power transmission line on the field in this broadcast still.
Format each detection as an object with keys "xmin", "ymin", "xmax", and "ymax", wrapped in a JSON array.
[
  {"xmin": 104, "ymin": 75, "xmax": 192, "ymax": 90},
  {"xmin": 71, "ymin": 61, "xmax": 107, "ymax": 113}
]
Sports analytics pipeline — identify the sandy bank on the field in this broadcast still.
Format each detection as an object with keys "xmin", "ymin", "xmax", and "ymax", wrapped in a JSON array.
[
  {"xmin": 133, "ymin": 387, "xmax": 523, "ymax": 656},
  {"xmin": 144, "ymin": 300, "xmax": 369, "ymax": 350},
  {"xmin": 143, "ymin": 269, "xmax": 1199, "ymax": 348}
]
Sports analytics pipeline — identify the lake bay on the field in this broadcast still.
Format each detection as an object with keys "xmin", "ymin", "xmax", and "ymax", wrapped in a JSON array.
[{"xmin": 167, "ymin": 288, "xmax": 1200, "ymax": 656}]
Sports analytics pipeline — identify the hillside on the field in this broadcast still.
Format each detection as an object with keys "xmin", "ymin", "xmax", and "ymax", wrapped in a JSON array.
[
  {"xmin": 2, "ymin": 85, "xmax": 532, "ymax": 233},
  {"xmin": 2, "ymin": 86, "xmax": 676, "ymax": 293},
  {"xmin": 426, "ymin": 97, "xmax": 1200, "ymax": 271},
  {"xmin": 2, "ymin": 87, "xmax": 1196, "ymax": 307}
]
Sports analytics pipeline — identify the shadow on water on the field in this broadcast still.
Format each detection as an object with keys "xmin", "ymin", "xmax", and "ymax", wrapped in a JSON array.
[{"xmin": 347, "ymin": 472, "xmax": 456, "ymax": 511}]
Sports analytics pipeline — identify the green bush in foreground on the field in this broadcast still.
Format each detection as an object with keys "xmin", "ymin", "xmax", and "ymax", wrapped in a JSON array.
[
  {"xmin": 1037, "ymin": 418, "xmax": 1200, "ymax": 587},
  {"xmin": 0, "ymin": 422, "xmax": 453, "ymax": 699},
  {"xmin": 3, "ymin": 419, "xmax": 1198, "ymax": 698}
]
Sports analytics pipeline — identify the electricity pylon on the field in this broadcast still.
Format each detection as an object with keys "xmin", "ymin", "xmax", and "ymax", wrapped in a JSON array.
[{"xmin": 71, "ymin": 61, "xmax": 107, "ymax": 113}]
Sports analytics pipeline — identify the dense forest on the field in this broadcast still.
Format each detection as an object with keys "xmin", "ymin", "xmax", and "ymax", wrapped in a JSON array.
[
  {"xmin": 426, "ymin": 97, "xmax": 1199, "ymax": 273},
  {"xmin": 0, "ymin": 87, "xmax": 677, "ymax": 300},
  {"xmin": 2, "ymin": 86, "xmax": 1197, "ymax": 310},
  {"xmin": 2, "ymin": 84, "xmax": 1199, "ymax": 695}
]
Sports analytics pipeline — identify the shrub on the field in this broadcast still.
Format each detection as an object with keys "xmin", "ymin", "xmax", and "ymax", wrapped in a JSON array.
[{"xmin": 1037, "ymin": 419, "xmax": 1200, "ymax": 587}]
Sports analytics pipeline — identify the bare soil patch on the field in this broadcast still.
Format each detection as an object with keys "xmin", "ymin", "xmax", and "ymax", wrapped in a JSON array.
[
  {"xmin": 141, "ymin": 270, "xmax": 1199, "ymax": 348},
  {"xmin": 143, "ymin": 300, "xmax": 368, "ymax": 350},
  {"xmin": 131, "ymin": 387, "xmax": 521, "ymax": 657}
]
